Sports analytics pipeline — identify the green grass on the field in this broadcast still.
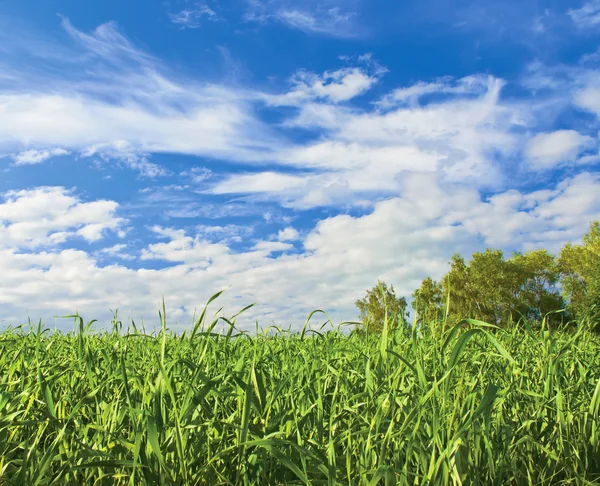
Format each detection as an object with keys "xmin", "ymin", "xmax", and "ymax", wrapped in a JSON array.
[{"xmin": 0, "ymin": 302, "xmax": 599, "ymax": 484}]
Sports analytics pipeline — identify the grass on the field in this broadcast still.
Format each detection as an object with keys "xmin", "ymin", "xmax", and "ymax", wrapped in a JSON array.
[{"xmin": 0, "ymin": 298, "xmax": 599, "ymax": 484}]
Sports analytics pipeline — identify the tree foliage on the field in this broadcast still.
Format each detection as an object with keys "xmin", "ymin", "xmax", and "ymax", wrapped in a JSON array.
[
  {"xmin": 355, "ymin": 280, "xmax": 408, "ymax": 333},
  {"xmin": 360, "ymin": 221, "xmax": 600, "ymax": 333},
  {"xmin": 411, "ymin": 248, "xmax": 566, "ymax": 328},
  {"xmin": 559, "ymin": 221, "xmax": 600, "ymax": 329},
  {"xmin": 412, "ymin": 276, "xmax": 444, "ymax": 324}
]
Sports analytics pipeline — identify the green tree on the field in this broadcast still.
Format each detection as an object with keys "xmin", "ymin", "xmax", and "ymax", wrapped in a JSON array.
[
  {"xmin": 511, "ymin": 249, "xmax": 565, "ymax": 325},
  {"xmin": 412, "ymin": 276, "xmax": 444, "ymax": 325},
  {"xmin": 355, "ymin": 280, "xmax": 408, "ymax": 333},
  {"xmin": 442, "ymin": 254, "xmax": 473, "ymax": 323},
  {"xmin": 412, "ymin": 248, "xmax": 564, "ymax": 328},
  {"xmin": 559, "ymin": 221, "xmax": 600, "ymax": 328}
]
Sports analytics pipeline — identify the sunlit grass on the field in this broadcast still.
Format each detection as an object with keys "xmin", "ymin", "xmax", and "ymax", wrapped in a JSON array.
[{"xmin": 0, "ymin": 296, "xmax": 599, "ymax": 484}]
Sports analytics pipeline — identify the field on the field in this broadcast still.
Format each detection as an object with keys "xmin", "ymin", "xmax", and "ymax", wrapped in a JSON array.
[{"xmin": 0, "ymin": 305, "xmax": 599, "ymax": 485}]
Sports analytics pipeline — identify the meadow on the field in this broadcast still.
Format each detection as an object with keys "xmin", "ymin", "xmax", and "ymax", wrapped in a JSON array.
[{"xmin": 0, "ymin": 300, "xmax": 599, "ymax": 485}]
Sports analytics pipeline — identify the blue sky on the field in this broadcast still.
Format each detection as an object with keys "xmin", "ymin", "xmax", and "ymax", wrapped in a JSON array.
[{"xmin": 1, "ymin": 0, "xmax": 600, "ymax": 330}]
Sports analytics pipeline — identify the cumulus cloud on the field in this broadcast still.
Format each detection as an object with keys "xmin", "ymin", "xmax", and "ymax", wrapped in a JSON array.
[
  {"xmin": 456, "ymin": 172, "xmax": 600, "ymax": 251},
  {"xmin": 525, "ymin": 130, "xmax": 595, "ymax": 170},
  {"xmin": 11, "ymin": 148, "xmax": 69, "ymax": 165},
  {"xmin": 575, "ymin": 85, "xmax": 600, "ymax": 116},
  {"xmin": 277, "ymin": 227, "xmax": 299, "ymax": 241},
  {"xmin": 0, "ymin": 187, "xmax": 125, "ymax": 248},
  {"xmin": 3, "ymin": 174, "xmax": 599, "ymax": 330}
]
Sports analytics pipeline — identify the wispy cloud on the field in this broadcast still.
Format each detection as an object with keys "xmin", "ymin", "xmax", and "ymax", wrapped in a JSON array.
[
  {"xmin": 265, "ymin": 65, "xmax": 385, "ymax": 106},
  {"xmin": 244, "ymin": 0, "xmax": 362, "ymax": 37},
  {"xmin": 169, "ymin": 4, "xmax": 220, "ymax": 28},
  {"xmin": 568, "ymin": 1, "xmax": 600, "ymax": 28},
  {"xmin": 0, "ymin": 18, "xmax": 283, "ymax": 176},
  {"xmin": 97, "ymin": 243, "xmax": 136, "ymax": 260}
]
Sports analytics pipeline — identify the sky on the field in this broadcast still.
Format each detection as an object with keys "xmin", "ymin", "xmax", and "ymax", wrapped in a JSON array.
[{"xmin": 1, "ymin": 0, "xmax": 600, "ymax": 331}]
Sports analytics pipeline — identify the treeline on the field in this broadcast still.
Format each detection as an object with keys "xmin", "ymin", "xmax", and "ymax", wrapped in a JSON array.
[{"xmin": 356, "ymin": 221, "xmax": 600, "ymax": 331}]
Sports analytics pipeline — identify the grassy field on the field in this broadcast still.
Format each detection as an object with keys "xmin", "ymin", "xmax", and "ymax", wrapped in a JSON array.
[{"xmin": 0, "ymin": 304, "xmax": 599, "ymax": 485}]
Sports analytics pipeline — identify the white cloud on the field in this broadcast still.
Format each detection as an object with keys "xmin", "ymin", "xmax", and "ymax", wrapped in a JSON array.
[
  {"xmin": 11, "ymin": 148, "xmax": 69, "ymax": 165},
  {"xmin": 376, "ymin": 75, "xmax": 491, "ymax": 109},
  {"xmin": 525, "ymin": 130, "xmax": 595, "ymax": 169},
  {"xmin": 253, "ymin": 240, "xmax": 294, "ymax": 252},
  {"xmin": 266, "ymin": 67, "xmax": 382, "ymax": 106},
  {"xmin": 196, "ymin": 224, "xmax": 254, "ymax": 244},
  {"xmin": 211, "ymin": 75, "xmax": 524, "ymax": 208},
  {"xmin": 2, "ymin": 16, "xmax": 600, "ymax": 330},
  {"xmin": 170, "ymin": 5, "xmax": 219, "ymax": 28},
  {"xmin": 82, "ymin": 144, "xmax": 169, "ymax": 177},
  {"xmin": 181, "ymin": 166, "xmax": 213, "ymax": 183},
  {"xmin": 277, "ymin": 227, "xmax": 299, "ymax": 241},
  {"xmin": 141, "ymin": 225, "xmax": 230, "ymax": 266},
  {"xmin": 0, "ymin": 19, "xmax": 283, "ymax": 175},
  {"xmin": 275, "ymin": 7, "xmax": 357, "ymax": 37},
  {"xmin": 97, "ymin": 243, "xmax": 136, "ymax": 260},
  {"xmin": 575, "ymin": 86, "xmax": 600, "ymax": 115},
  {"xmin": 211, "ymin": 172, "xmax": 305, "ymax": 195},
  {"xmin": 245, "ymin": 1, "xmax": 360, "ymax": 37},
  {"xmin": 568, "ymin": 1, "xmax": 600, "ymax": 28},
  {"xmin": 455, "ymin": 172, "xmax": 600, "ymax": 251},
  {"xmin": 0, "ymin": 187, "xmax": 125, "ymax": 248},
  {"xmin": 1, "ymin": 174, "xmax": 599, "ymax": 330}
]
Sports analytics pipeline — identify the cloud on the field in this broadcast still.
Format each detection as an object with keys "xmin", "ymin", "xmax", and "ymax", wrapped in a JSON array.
[
  {"xmin": 244, "ymin": 0, "xmax": 361, "ymax": 37},
  {"xmin": 169, "ymin": 4, "xmax": 219, "ymax": 28},
  {"xmin": 60, "ymin": 17, "xmax": 153, "ymax": 67},
  {"xmin": 375, "ymin": 75, "xmax": 492, "ymax": 109},
  {"xmin": 266, "ymin": 66, "xmax": 384, "ymax": 106},
  {"xmin": 180, "ymin": 166, "xmax": 213, "ymax": 183},
  {"xmin": 210, "ymin": 75, "xmax": 524, "ymax": 208},
  {"xmin": 0, "ymin": 187, "xmax": 125, "ymax": 248},
  {"xmin": 11, "ymin": 148, "xmax": 69, "ymax": 165},
  {"xmin": 0, "ymin": 18, "xmax": 283, "ymax": 175},
  {"xmin": 1, "ymin": 172, "xmax": 600, "ymax": 330},
  {"xmin": 253, "ymin": 240, "xmax": 294, "ymax": 252},
  {"xmin": 455, "ymin": 172, "xmax": 600, "ymax": 251},
  {"xmin": 2, "ymin": 15, "xmax": 600, "ymax": 330},
  {"xmin": 277, "ymin": 227, "xmax": 299, "ymax": 241},
  {"xmin": 575, "ymin": 85, "xmax": 600, "ymax": 116},
  {"xmin": 568, "ymin": 1, "xmax": 600, "ymax": 28},
  {"xmin": 275, "ymin": 7, "xmax": 357, "ymax": 37},
  {"xmin": 525, "ymin": 130, "xmax": 596, "ymax": 170},
  {"xmin": 82, "ymin": 144, "xmax": 170, "ymax": 178},
  {"xmin": 97, "ymin": 243, "xmax": 136, "ymax": 260}
]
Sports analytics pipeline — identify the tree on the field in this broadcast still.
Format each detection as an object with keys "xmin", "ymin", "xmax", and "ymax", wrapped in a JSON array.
[
  {"xmin": 355, "ymin": 280, "xmax": 409, "ymax": 333},
  {"xmin": 412, "ymin": 248, "xmax": 564, "ymax": 329},
  {"xmin": 412, "ymin": 277, "xmax": 444, "ymax": 325},
  {"xmin": 559, "ymin": 221, "xmax": 600, "ymax": 328},
  {"xmin": 442, "ymin": 254, "xmax": 473, "ymax": 323},
  {"xmin": 511, "ymin": 249, "xmax": 565, "ymax": 325}
]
